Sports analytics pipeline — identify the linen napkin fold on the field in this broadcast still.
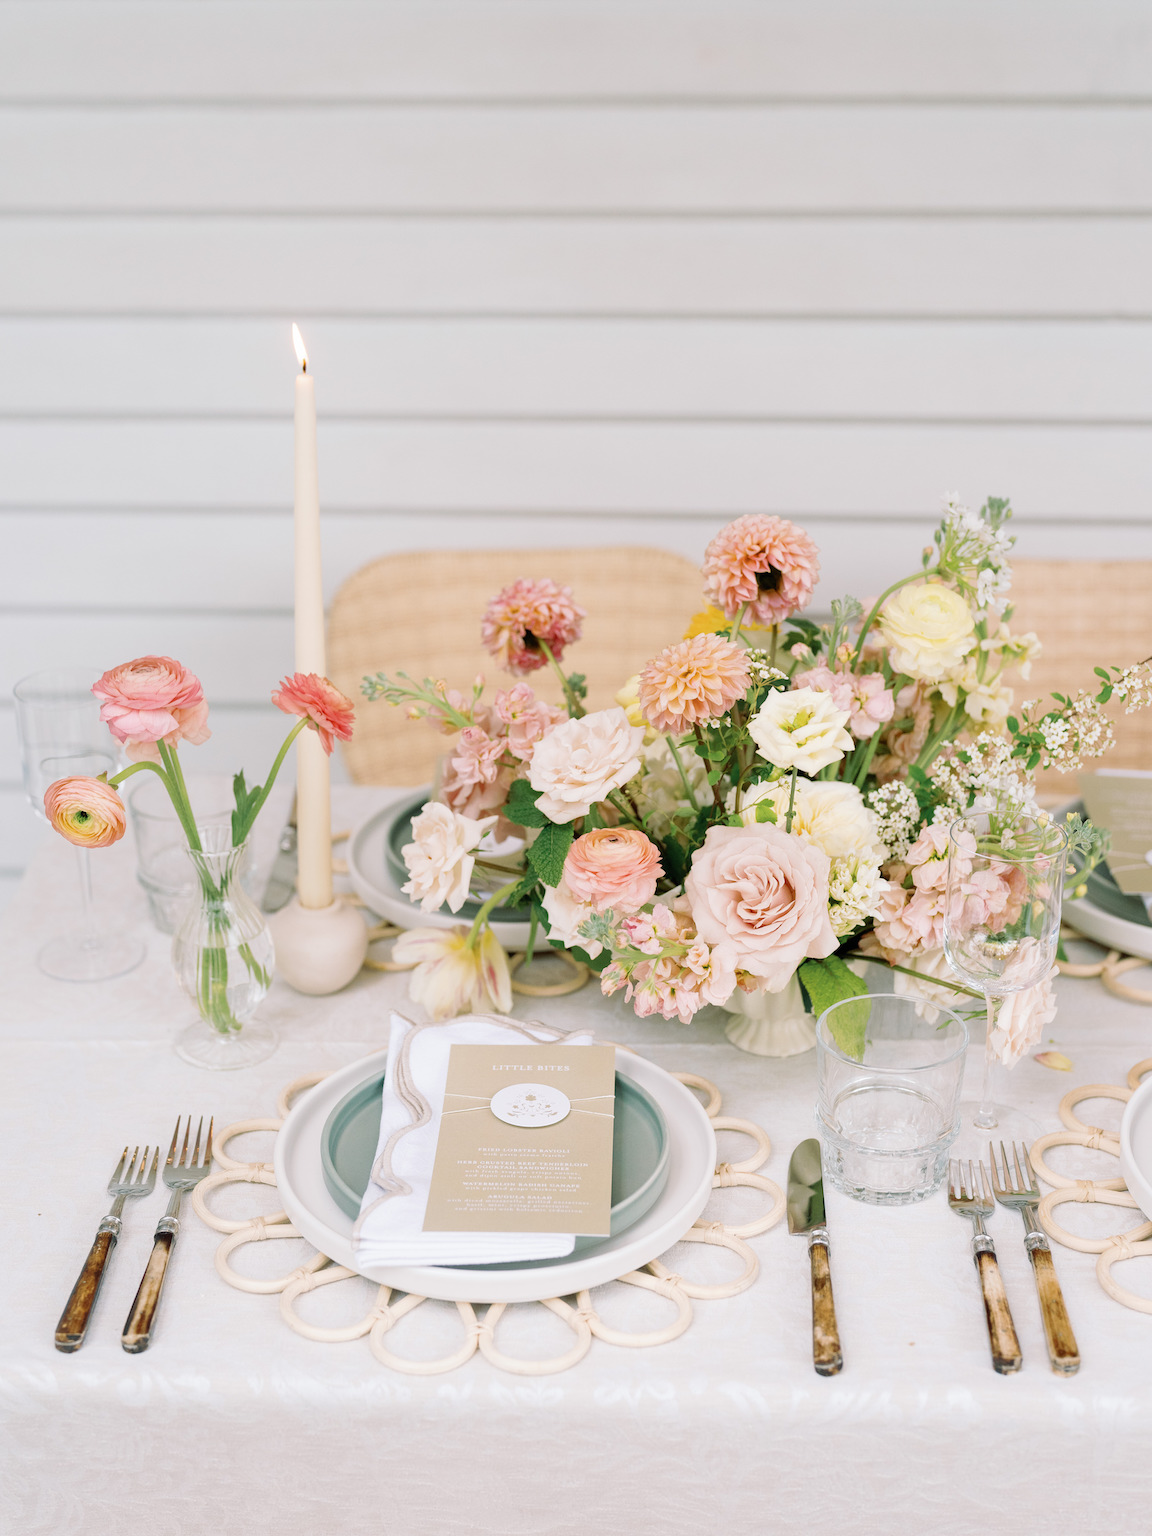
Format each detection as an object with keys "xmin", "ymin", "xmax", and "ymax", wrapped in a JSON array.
[{"xmin": 352, "ymin": 1012, "xmax": 596, "ymax": 1271}]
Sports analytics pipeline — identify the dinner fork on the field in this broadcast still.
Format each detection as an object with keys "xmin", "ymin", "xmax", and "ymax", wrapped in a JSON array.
[
  {"xmin": 121, "ymin": 1116, "xmax": 213, "ymax": 1354},
  {"xmin": 947, "ymin": 1158, "xmax": 1022, "ymax": 1374},
  {"xmin": 55, "ymin": 1144, "xmax": 158, "ymax": 1352},
  {"xmin": 989, "ymin": 1140, "xmax": 1080, "ymax": 1376}
]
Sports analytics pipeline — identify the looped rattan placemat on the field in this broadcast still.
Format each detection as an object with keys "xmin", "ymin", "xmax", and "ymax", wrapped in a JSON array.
[{"xmin": 192, "ymin": 1068, "xmax": 784, "ymax": 1376}]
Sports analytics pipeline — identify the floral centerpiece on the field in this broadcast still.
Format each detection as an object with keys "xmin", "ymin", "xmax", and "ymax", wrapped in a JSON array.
[{"xmin": 364, "ymin": 497, "xmax": 1151, "ymax": 1065}]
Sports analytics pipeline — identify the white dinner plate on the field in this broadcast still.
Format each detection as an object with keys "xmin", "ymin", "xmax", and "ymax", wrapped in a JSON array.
[
  {"xmin": 347, "ymin": 795, "xmax": 534, "ymax": 948},
  {"xmin": 1120, "ymin": 1076, "xmax": 1152, "ymax": 1221},
  {"xmin": 274, "ymin": 1045, "xmax": 717, "ymax": 1303}
]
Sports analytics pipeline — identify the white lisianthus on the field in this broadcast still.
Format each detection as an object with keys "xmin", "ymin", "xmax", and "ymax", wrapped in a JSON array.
[
  {"xmin": 747, "ymin": 687, "xmax": 853, "ymax": 775},
  {"xmin": 401, "ymin": 801, "xmax": 497, "ymax": 913},
  {"xmin": 877, "ymin": 581, "xmax": 976, "ymax": 682},
  {"xmin": 528, "ymin": 706, "xmax": 645, "ymax": 823},
  {"xmin": 827, "ymin": 854, "xmax": 887, "ymax": 937},
  {"xmin": 731, "ymin": 778, "xmax": 884, "ymax": 861},
  {"xmin": 540, "ymin": 879, "xmax": 603, "ymax": 958}
]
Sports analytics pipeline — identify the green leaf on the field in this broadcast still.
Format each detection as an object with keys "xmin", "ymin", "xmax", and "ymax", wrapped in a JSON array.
[
  {"xmin": 504, "ymin": 778, "xmax": 549, "ymax": 828},
  {"xmin": 526, "ymin": 821, "xmax": 575, "ymax": 887},
  {"xmin": 798, "ymin": 956, "xmax": 871, "ymax": 1061},
  {"xmin": 754, "ymin": 800, "xmax": 778, "ymax": 824},
  {"xmin": 583, "ymin": 802, "xmax": 605, "ymax": 832},
  {"xmin": 566, "ymin": 671, "xmax": 589, "ymax": 701}
]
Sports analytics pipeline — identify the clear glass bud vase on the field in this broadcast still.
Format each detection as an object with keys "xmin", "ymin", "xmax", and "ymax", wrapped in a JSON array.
[{"xmin": 171, "ymin": 828, "xmax": 278, "ymax": 1069}]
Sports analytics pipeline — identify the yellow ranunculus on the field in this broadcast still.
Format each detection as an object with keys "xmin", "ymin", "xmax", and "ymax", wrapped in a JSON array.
[
  {"xmin": 683, "ymin": 605, "xmax": 769, "ymax": 640},
  {"xmin": 878, "ymin": 582, "xmax": 976, "ymax": 682}
]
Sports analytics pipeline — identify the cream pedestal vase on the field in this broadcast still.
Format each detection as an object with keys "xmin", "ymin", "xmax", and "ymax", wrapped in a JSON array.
[
  {"xmin": 268, "ymin": 896, "xmax": 369, "ymax": 996},
  {"xmin": 724, "ymin": 974, "xmax": 817, "ymax": 1057}
]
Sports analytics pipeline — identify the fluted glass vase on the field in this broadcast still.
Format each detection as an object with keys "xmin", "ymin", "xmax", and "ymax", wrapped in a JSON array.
[{"xmin": 172, "ymin": 828, "xmax": 277, "ymax": 1069}]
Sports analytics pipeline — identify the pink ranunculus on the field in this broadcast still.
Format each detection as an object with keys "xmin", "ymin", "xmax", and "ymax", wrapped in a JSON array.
[
  {"xmin": 440, "ymin": 727, "xmax": 513, "ymax": 819},
  {"xmin": 44, "ymin": 776, "xmax": 127, "ymax": 848},
  {"xmin": 480, "ymin": 578, "xmax": 585, "ymax": 676},
  {"xmin": 271, "ymin": 672, "xmax": 355, "ymax": 755},
  {"xmin": 92, "ymin": 655, "xmax": 211, "ymax": 763},
  {"xmin": 684, "ymin": 823, "xmax": 837, "ymax": 991},
  {"xmin": 493, "ymin": 683, "xmax": 567, "ymax": 762},
  {"xmin": 563, "ymin": 827, "xmax": 663, "ymax": 914}
]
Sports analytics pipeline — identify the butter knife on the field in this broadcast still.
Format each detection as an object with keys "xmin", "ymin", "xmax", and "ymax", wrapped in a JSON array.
[
  {"xmin": 788, "ymin": 1138, "xmax": 843, "ymax": 1375},
  {"xmin": 261, "ymin": 791, "xmax": 297, "ymax": 912}
]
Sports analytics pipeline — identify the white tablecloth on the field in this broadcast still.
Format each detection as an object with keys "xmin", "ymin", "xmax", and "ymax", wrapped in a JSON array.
[{"xmin": 2, "ymin": 786, "xmax": 1150, "ymax": 1536}]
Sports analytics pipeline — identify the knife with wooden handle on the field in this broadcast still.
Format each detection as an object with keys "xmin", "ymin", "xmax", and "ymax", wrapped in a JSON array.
[{"xmin": 788, "ymin": 1138, "xmax": 843, "ymax": 1376}]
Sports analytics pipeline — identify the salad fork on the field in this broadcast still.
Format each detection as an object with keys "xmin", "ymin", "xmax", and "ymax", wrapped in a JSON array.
[
  {"xmin": 990, "ymin": 1140, "xmax": 1080, "ymax": 1376},
  {"xmin": 947, "ymin": 1158, "xmax": 1022, "ymax": 1374},
  {"xmin": 56, "ymin": 1145, "xmax": 158, "ymax": 1352},
  {"xmin": 122, "ymin": 1115, "xmax": 213, "ymax": 1354}
]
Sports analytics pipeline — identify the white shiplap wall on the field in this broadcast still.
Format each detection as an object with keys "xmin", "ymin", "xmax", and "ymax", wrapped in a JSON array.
[{"xmin": 4, "ymin": 0, "xmax": 1152, "ymax": 899}]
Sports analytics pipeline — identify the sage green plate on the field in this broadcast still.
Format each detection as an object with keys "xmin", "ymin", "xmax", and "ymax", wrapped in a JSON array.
[
  {"xmin": 321, "ymin": 1062, "xmax": 670, "ymax": 1265},
  {"xmin": 384, "ymin": 791, "xmax": 528, "ymax": 923}
]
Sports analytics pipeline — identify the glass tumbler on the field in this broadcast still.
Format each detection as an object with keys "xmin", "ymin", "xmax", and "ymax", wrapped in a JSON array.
[{"xmin": 817, "ymin": 993, "xmax": 969, "ymax": 1205}]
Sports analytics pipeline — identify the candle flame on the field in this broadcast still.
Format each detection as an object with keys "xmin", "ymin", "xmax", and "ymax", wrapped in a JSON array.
[{"xmin": 292, "ymin": 323, "xmax": 308, "ymax": 372}]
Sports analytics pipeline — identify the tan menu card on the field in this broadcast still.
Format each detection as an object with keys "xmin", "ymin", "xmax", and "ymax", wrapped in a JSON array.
[
  {"xmin": 423, "ymin": 1044, "xmax": 616, "ymax": 1236},
  {"xmin": 1079, "ymin": 771, "xmax": 1152, "ymax": 894}
]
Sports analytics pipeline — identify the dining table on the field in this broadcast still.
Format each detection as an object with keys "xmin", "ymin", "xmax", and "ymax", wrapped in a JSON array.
[{"xmin": 2, "ymin": 782, "xmax": 1150, "ymax": 1536}]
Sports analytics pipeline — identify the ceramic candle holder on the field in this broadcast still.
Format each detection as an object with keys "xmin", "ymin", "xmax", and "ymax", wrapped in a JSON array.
[{"xmin": 268, "ymin": 895, "xmax": 369, "ymax": 996}]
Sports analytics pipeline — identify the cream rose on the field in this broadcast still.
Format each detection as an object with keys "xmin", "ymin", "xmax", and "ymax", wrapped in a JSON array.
[
  {"xmin": 747, "ymin": 687, "xmax": 853, "ymax": 774},
  {"xmin": 684, "ymin": 823, "xmax": 838, "ymax": 991},
  {"xmin": 401, "ymin": 801, "xmax": 497, "ymax": 913},
  {"xmin": 527, "ymin": 706, "xmax": 645, "ymax": 823},
  {"xmin": 878, "ymin": 582, "xmax": 976, "ymax": 682},
  {"xmin": 541, "ymin": 879, "xmax": 602, "ymax": 957},
  {"xmin": 732, "ymin": 778, "xmax": 883, "ymax": 861}
]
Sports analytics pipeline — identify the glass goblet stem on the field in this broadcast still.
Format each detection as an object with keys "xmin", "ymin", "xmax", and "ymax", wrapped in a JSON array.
[
  {"xmin": 74, "ymin": 846, "xmax": 101, "ymax": 950},
  {"xmin": 975, "ymin": 993, "xmax": 999, "ymax": 1131}
]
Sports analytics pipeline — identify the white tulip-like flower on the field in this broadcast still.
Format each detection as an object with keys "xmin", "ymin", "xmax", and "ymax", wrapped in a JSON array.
[
  {"xmin": 877, "ymin": 581, "xmax": 976, "ymax": 682},
  {"xmin": 391, "ymin": 925, "xmax": 512, "ymax": 1019},
  {"xmin": 747, "ymin": 687, "xmax": 853, "ymax": 775},
  {"xmin": 400, "ymin": 801, "xmax": 497, "ymax": 913},
  {"xmin": 528, "ymin": 706, "xmax": 645, "ymax": 823}
]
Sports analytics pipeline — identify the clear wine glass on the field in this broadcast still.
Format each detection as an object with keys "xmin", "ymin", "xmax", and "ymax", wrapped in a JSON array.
[
  {"xmin": 13, "ymin": 668, "xmax": 145, "ymax": 982},
  {"xmin": 944, "ymin": 809, "xmax": 1067, "ymax": 1157}
]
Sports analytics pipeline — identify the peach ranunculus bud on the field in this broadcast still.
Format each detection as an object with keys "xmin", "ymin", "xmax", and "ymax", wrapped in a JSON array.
[
  {"xmin": 44, "ymin": 776, "xmax": 127, "ymax": 848},
  {"xmin": 563, "ymin": 828, "xmax": 663, "ymax": 914},
  {"xmin": 271, "ymin": 672, "xmax": 355, "ymax": 755},
  {"xmin": 92, "ymin": 655, "xmax": 211, "ymax": 763}
]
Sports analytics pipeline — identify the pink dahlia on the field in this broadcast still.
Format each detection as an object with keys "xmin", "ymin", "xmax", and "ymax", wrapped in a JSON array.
[
  {"xmin": 702, "ymin": 515, "xmax": 820, "ymax": 626},
  {"xmin": 638, "ymin": 634, "xmax": 750, "ymax": 734},
  {"xmin": 271, "ymin": 673, "xmax": 355, "ymax": 755},
  {"xmin": 480, "ymin": 578, "xmax": 585, "ymax": 676}
]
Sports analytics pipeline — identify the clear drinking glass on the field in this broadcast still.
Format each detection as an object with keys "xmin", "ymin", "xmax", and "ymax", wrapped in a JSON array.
[
  {"xmin": 129, "ymin": 774, "xmax": 253, "ymax": 934},
  {"xmin": 816, "ymin": 992, "xmax": 969, "ymax": 1204},
  {"xmin": 944, "ymin": 810, "xmax": 1068, "ymax": 1156},
  {"xmin": 13, "ymin": 667, "xmax": 145, "ymax": 981}
]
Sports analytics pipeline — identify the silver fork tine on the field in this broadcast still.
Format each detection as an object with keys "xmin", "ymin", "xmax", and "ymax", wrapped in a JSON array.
[
  {"xmin": 979, "ymin": 1161, "xmax": 993, "ymax": 1204},
  {"xmin": 1011, "ymin": 1141, "xmax": 1027, "ymax": 1193},
  {"xmin": 179, "ymin": 1116, "xmax": 191, "ymax": 1168},
  {"xmin": 135, "ymin": 1148, "xmax": 152, "ymax": 1186},
  {"xmin": 191, "ymin": 1116, "xmax": 203, "ymax": 1168},
  {"xmin": 165, "ymin": 1118, "xmax": 180, "ymax": 1167},
  {"xmin": 111, "ymin": 1147, "xmax": 129, "ymax": 1186},
  {"xmin": 1022, "ymin": 1143, "xmax": 1040, "ymax": 1195},
  {"xmin": 124, "ymin": 1146, "xmax": 139, "ymax": 1184},
  {"xmin": 203, "ymin": 1117, "xmax": 214, "ymax": 1168}
]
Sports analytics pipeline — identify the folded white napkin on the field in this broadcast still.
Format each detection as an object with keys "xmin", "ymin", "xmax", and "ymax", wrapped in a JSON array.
[{"xmin": 352, "ymin": 1012, "xmax": 596, "ymax": 1271}]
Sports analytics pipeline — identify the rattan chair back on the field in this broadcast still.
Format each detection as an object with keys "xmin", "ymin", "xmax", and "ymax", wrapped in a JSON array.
[{"xmin": 327, "ymin": 546, "xmax": 705, "ymax": 784}]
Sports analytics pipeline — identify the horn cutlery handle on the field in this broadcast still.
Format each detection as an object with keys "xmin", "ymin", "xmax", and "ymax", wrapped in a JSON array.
[
  {"xmin": 809, "ymin": 1236, "xmax": 843, "ymax": 1376},
  {"xmin": 122, "ymin": 1225, "xmax": 176, "ymax": 1354},
  {"xmin": 973, "ymin": 1243, "xmax": 1022, "ymax": 1374},
  {"xmin": 1027, "ymin": 1238, "xmax": 1080, "ymax": 1375},
  {"xmin": 55, "ymin": 1220, "xmax": 120, "ymax": 1352}
]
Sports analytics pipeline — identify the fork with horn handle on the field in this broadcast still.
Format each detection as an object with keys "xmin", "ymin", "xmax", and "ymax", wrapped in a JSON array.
[
  {"xmin": 122, "ymin": 1116, "xmax": 213, "ymax": 1354},
  {"xmin": 56, "ymin": 1144, "xmax": 159, "ymax": 1352}
]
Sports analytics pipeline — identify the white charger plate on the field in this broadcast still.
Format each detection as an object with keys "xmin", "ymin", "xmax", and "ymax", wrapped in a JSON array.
[
  {"xmin": 274, "ymin": 1045, "xmax": 717, "ymax": 1303},
  {"xmin": 1120, "ymin": 1076, "xmax": 1152, "ymax": 1220},
  {"xmin": 347, "ymin": 795, "xmax": 534, "ymax": 948}
]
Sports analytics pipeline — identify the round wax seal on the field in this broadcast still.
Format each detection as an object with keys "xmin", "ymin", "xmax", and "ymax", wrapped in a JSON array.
[{"xmin": 490, "ymin": 1083, "xmax": 571, "ymax": 1127}]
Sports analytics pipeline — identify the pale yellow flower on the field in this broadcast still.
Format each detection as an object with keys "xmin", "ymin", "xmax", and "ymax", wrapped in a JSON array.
[
  {"xmin": 392, "ymin": 925, "xmax": 512, "ymax": 1020},
  {"xmin": 747, "ymin": 687, "xmax": 853, "ymax": 774},
  {"xmin": 878, "ymin": 582, "xmax": 976, "ymax": 682}
]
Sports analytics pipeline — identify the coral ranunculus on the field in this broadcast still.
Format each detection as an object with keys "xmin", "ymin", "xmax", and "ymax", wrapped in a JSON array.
[
  {"xmin": 44, "ymin": 776, "xmax": 127, "ymax": 848},
  {"xmin": 92, "ymin": 655, "xmax": 211, "ymax": 763},
  {"xmin": 272, "ymin": 672, "xmax": 355, "ymax": 754},
  {"xmin": 563, "ymin": 827, "xmax": 663, "ymax": 913},
  {"xmin": 638, "ymin": 634, "xmax": 750, "ymax": 735},
  {"xmin": 480, "ymin": 578, "xmax": 585, "ymax": 676},
  {"xmin": 702, "ymin": 515, "xmax": 820, "ymax": 626}
]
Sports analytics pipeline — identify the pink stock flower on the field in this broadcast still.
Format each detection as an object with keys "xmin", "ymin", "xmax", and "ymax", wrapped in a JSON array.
[
  {"xmin": 602, "ymin": 901, "xmax": 737, "ymax": 1024},
  {"xmin": 92, "ymin": 656, "xmax": 211, "ymax": 763},
  {"xmin": 796, "ymin": 663, "xmax": 895, "ymax": 739},
  {"xmin": 440, "ymin": 727, "xmax": 513, "ymax": 819},
  {"xmin": 684, "ymin": 823, "xmax": 837, "ymax": 991},
  {"xmin": 481, "ymin": 578, "xmax": 585, "ymax": 676},
  {"xmin": 638, "ymin": 634, "xmax": 750, "ymax": 734},
  {"xmin": 702, "ymin": 515, "xmax": 820, "ymax": 626},
  {"xmin": 563, "ymin": 827, "xmax": 663, "ymax": 914},
  {"xmin": 43, "ymin": 776, "xmax": 126, "ymax": 849},
  {"xmin": 272, "ymin": 672, "xmax": 355, "ymax": 755},
  {"xmin": 493, "ymin": 683, "xmax": 566, "ymax": 762}
]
